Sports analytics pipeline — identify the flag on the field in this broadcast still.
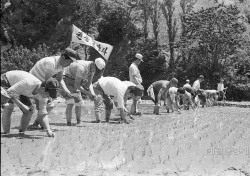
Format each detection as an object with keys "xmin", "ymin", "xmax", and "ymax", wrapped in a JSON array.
[{"xmin": 71, "ymin": 25, "xmax": 113, "ymax": 60}]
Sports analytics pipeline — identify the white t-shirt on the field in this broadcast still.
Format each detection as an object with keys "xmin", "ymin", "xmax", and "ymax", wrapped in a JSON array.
[
  {"xmin": 192, "ymin": 80, "xmax": 200, "ymax": 91},
  {"xmin": 123, "ymin": 80, "xmax": 136, "ymax": 87},
  {"xmin": 6, "ymin": 70, "xmax": 42, "ymax": 97},
  {"xmin": 99, "ymin": 77, "xmax": 128, "ymax": 109},
  {"xmin": 217, "ymin": 83, "xmax": 224, "ymax": 91},
  {"xmin": 168, "ymin": 87, "xmax": 178, "ymax": 102},
  {"xmin": 183, "ymin": 83, "xmax": 191, "ymax": 88},
  {"xmin": 30, "ymin": 56, "xmax": 63, "ymax": 82},
  {"xmin": 129, "ymin": 62, "xmax": 142, "ymax": 85},
  {"xmin": 6, "ymin": 70, "xmax": 47, "ymax": 115}
]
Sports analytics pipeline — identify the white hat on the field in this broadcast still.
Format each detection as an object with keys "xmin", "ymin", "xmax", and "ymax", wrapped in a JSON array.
[
  {"xmin": 95, "ymin": 58, "xmax": 106, "ymax": 70},
  {"xmin": 135, "ymin": 53, "xmax": 143, "ymax": 61}
]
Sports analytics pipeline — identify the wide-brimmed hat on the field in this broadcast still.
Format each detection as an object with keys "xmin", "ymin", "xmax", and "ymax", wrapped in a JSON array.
[
  {"xmin": 64, "ymin": 48, "xmax": 81, "ymax": 62},
  {"xmin": 45, "ymin": 78, "xmax": 60, "ymax": 99}
]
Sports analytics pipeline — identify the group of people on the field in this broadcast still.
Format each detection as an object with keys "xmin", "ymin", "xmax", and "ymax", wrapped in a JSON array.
[
  {"xmin": 1, "ymin": 48, "xmax": 144, "ymax": 137},
  {"xmin": 146, "ymin": 75, "xmax": 228, "ymax": 115},
  {"xmin": 1, "ymin": 48, "xmax": 227, "ymax": 137}
]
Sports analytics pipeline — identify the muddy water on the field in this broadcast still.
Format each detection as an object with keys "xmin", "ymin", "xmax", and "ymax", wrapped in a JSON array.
[{"xmin": 1, "ymin": 100, "xmax": 250, "ymax": 176}]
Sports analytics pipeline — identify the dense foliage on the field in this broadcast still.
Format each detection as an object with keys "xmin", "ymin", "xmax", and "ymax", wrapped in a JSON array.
[{"xmin": 1, "ymin": 0, "xmax": 250, "ymax": 101}]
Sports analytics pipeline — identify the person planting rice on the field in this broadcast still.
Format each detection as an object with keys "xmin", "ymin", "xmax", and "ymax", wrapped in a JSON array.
[
  {"xmin": 123, "ymin": 80, "xmax": 143, "ymax": 117},
  {"xmin": 93, "ymin": 76, "xmax": 144, "ymax": 124},
  {"xmin": 1, "ymin": 70, "xmax": 60, "ymax": 137},
  {"xmin": 182, "ymin": 86, "xmax": 196, "ymax": 110},
  {"xmin": 28, "ymin": 48, "xmax": 79, "ymax": 129},
  {"xmin": 166, "ymin": 87, "xmax": 195, "ymax": 113},
  {"xmin": 147, "ymin": 78, "xmax": 178, "ymax": 115},
  {"xmin": 61, "ymin": 57, "xmax": 106, "ymax": 126}
]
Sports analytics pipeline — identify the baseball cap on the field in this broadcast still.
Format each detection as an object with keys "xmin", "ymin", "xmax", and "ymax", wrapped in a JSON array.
[
  {"xmin": 45, "ymin": 78, "xmax": 60, "ymax": 99},
  {"xmin": 135, "ymin": 53, "xmax": 143, "ymax": 62},
  {"xmin": 95, "ymin": 58, "xmax": 106, "ymax": 70},
  {"xmin": 199, "ymin": 75, "xmax": 204, "ymax": 79},
  {"xmin": 64, "ymin": 48, "xmax": 81, "ymax": 62}
]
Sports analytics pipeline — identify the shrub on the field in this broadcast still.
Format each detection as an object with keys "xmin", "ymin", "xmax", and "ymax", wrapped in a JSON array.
[
  {"xmin": 226, "ymin": 83, "xmax": 250, "ymax": 101},
  {"xmin": 1, "ymin": 44, "xmax": 51, "ymax": 74}
]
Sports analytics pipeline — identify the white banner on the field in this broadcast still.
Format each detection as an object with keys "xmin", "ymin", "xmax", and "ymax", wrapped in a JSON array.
[{"xmin": 71, "ymin": 25, "xmax": 113, "ymax": 60}]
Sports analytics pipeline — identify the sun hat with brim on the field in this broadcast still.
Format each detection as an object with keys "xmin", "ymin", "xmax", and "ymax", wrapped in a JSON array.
[
  {"xmin": 45, "ymin": 78, "xmax": 60, "ymax": 99},
  {"xmin": 64, "ymin": 48, "xmax": 81, "ymax": 62},
  {"xmin": 135, "ymin": 53, "xmax": 143, "ymax": 62}
]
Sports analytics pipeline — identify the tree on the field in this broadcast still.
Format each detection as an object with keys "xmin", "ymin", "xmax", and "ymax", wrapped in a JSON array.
[
  {"xmin": 179, "ymin": 4, "xmax": 246, "ymax": 88},
  {"xmin": 161, "ymin": 0, "xmax": 179, "ymax": 77},
  {"xmin": 150, "ymin": 0, "xmax": 161, "ymax": 45}
]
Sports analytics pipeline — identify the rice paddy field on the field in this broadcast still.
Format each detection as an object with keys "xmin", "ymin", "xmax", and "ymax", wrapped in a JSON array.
[{"xmin": 1, "ymin": 99, "xmax": 250, "ymax": 176}]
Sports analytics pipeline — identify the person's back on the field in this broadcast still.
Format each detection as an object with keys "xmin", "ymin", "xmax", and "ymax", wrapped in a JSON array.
[
  {"xmin": 6, "ymin": 70, "xmax": 35, "ymax": 86},
  {"xmin": 30, "ymin": 56, "xmax": 62, "ymax": 82},
  {"xmin": 183, "ymin": 79, "xmax": 191, "ymax": 88},
  {"xmin": 152, "ymin": 80, "xmax": 169, "ymax": 91},
  {"xmin": 64, "ymin": 60, "xmax": 93, "ymax": 79}
]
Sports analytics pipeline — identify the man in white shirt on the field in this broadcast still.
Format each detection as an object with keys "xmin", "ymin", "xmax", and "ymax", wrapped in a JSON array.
[
  {"xmin": 129, "ymin": 53, "xmax": 143, "ymax": 115},
  {"xmin": 62, "ymin": 58, "xmax": 106, "ymax": 126},
  {"xmin": 192, "ymin": 75, "xmax": 205, "ymax": 107},
  {"xmin": 217, "ymin": 78, "xmax": 227, "ymax": 101},
  {"xmin": 1, "ymin": 70, "xmax": 60, "ymax": 137},
  {"xmin": 93, "ymin": 77, "xmax": 144, "ymax": 124},
  {"xmin": 192, "ymin": 75, "xmax": 204, "ymax": 91},
  {"xmin": 29, "ymin": 47, "xmax": 79, "ymax": 128}
]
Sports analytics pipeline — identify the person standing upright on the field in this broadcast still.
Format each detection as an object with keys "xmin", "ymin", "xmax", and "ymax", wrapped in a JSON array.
[
  {"xmin": 129, "ymin": 53, "xmax": 143, "ymax": 115},
  {"xmin": 192, "ymin": 75, "xmax": 205, "ymax": 107}
]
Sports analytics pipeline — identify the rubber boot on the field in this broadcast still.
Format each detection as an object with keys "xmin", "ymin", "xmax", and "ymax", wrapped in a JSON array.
[
  {"xmin": 105, "ymin": 109, "xmax": 112, "ymax": 122},
  {"xmin": 66, "ymin": 104, "xmax": 74, "ymax": 126},
  {"xmin": 2, "ymin": 103, "xmax": 14, "ymax": 134},
  {"xmin": 75, "ymin": 106, "xmax": 81, "ymax": 124},
  {"xmin": 19, "ymin": 110, "xmax": 34, "ymax": 133}
]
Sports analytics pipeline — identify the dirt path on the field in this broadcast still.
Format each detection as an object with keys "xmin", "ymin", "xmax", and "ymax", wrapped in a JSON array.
[{"xmin": 1, "ymin": 100, "xmax": 250, "ymax": 176}]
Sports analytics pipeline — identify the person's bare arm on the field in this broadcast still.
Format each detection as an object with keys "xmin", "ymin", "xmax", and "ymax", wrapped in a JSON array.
[{"xmin": 56, "ymin": 71, "xmax": 71, "ymax": 94}]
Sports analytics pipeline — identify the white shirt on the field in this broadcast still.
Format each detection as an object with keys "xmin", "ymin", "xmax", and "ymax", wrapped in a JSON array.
[
  {"xmin": 129, "ymin": 62, "xmax": 142, "ymax": 85},
  {"xmin": 183, "ymin": 83, "xmax": 191, "ymax": 88},
  {"xmin": 6, "ymin": 70, "xmax": 41, "ymax": 97},
  {"xmin": 192, "ymin": 80, "xmax": 200, "ymax": 91},
  {"xmin": 30, "ymin": 56, "xmax": 63, "ymax": 82},
  {"xmin": 6, "ymin": 70, "xmax": 47, "ymax": 115},
  {"xmin": 217, "ymin": 83, "xmax": 224, "ymax": 91},
  {"xmin": 168, "ymin": 87, "xmax": 178, "ymax": 102},
  {"xmin": 99, "ymin": 77, "xmax": 128, "ymax": 109}
]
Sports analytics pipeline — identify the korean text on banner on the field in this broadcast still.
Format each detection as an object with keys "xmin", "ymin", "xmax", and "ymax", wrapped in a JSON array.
[{"xmin": 71, "ymin": 25, "xmax": 113, "ymax": 60}]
